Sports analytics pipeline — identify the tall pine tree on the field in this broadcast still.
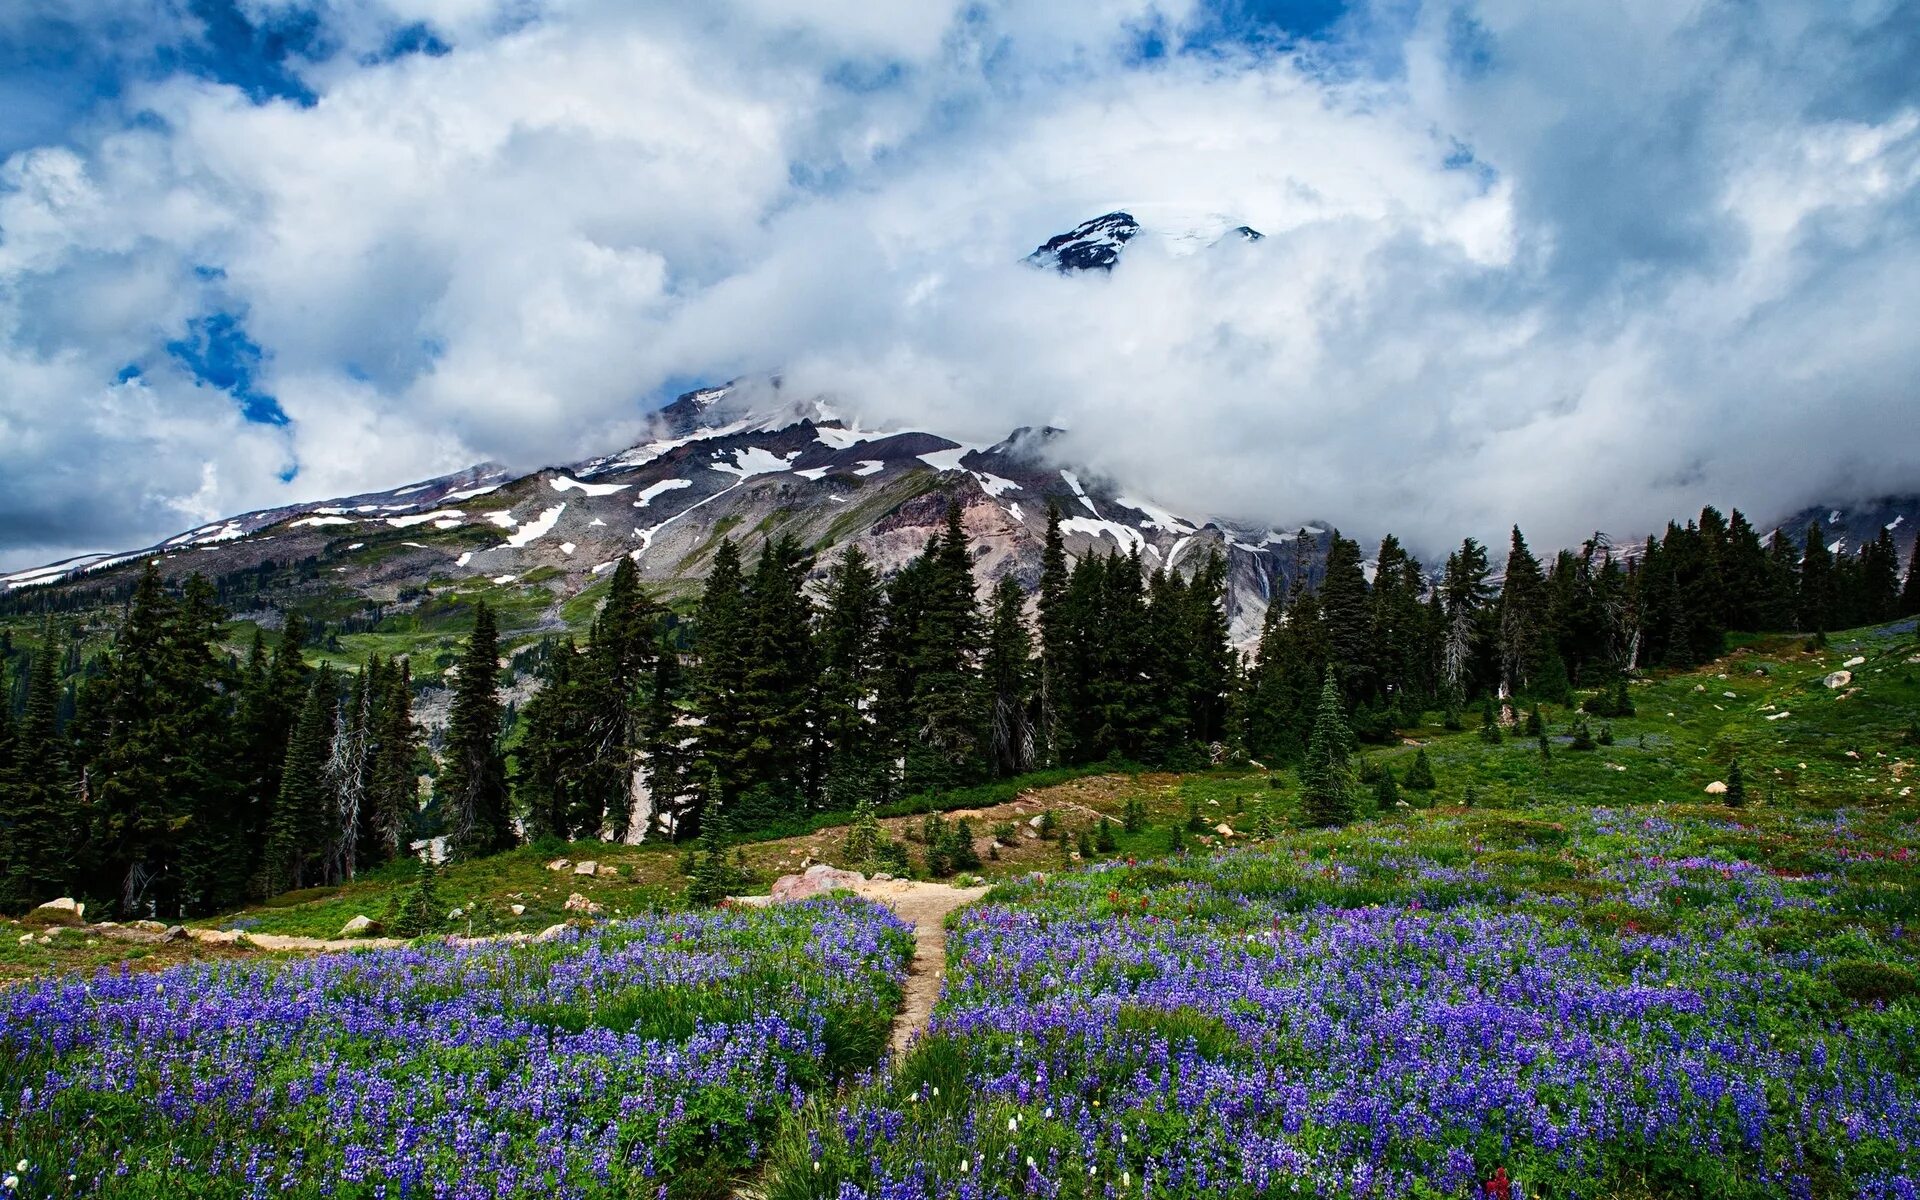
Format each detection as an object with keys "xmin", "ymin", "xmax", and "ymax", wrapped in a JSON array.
[
  {"xmin": 439, "ymin": 602, "xmax": 512, "ymax": 855},
  {"xmin": 1300, "ymin": 670, "xmax": 1356, "ymax": 828}
]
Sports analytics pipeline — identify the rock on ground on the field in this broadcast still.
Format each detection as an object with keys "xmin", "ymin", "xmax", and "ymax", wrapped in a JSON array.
[{"xmin": 770, "ymin": 863, "xmax": 866, "ymax": 902}]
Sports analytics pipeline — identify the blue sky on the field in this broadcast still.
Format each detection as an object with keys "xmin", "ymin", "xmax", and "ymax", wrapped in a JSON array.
[{"xmin": 0, "ymin": 0, "xmax": 1917, "ymax": 569}]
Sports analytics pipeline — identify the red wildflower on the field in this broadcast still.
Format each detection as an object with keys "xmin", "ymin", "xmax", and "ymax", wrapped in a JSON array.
[{"xmin": 1484, "ymin": 1167, "xmax": 1511, "ymax": 1197}]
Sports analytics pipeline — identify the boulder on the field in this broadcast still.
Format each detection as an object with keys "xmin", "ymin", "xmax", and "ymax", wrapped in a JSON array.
[
  {"xmin": 563, "ymin": 892, "xmax": 604, "ymax": 915},
  {"xmin": 28, "ymin": 898, "xmax": 85, "ymax": 926},
  {"xmin": 594, "ymin": 864, "xmax": 619, "ymax": 879},
  {"xmin": 872, "ymin": 873, "xmax": 894, "ymax": 883},
  {"xmin": 536, "ymin": 923, "xmax": 572, "ymax": 941},
  {"xmin": 770, "ymin": 863, "xmax": 866, "ymax": 903},
  {"xmin": 573, "ymin": 860, "xmax": 599, "ymax": 876},
  {"xmin": 129, "ymin": 919, "xmax": 168, "ymax": 933},
  {"xmin": 1824, "ymin": 670, "xmax": 1853, "ymax": 689},
  {"xmin": 545, "ymin": 858, "xmax": 572, "ymax": 872},
  {"xmin": 340, "ymin": 915, "xmax": 382, "ymax": 938},
  {"xmin": 1844, "ymin": 656, "xmax": 1866, "ymax": 668},
  {"xmin": 1214, "ymin": 823, "xmax": 1236, "ymax": 838},
  {"xmin": 1704, "ymin": 781, "xmax": 1728, "ymax": 795},
  {"xmin": 509, "ymin": 903, "xmax": 526, "ymax": 916}
]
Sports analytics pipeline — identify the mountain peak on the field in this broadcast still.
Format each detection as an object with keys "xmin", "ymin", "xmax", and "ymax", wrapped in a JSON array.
[
  {"xmin": 1025, "ymin": 210, "xmax": 1265, "ymax": 273},
  {"xmin": 1026, "ymin": 212, "xmax": 1140, "ymax": 273}
]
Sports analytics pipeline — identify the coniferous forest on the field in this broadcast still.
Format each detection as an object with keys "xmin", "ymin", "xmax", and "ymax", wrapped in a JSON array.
[{"xmin": 0, "ymin": 499, "xmax": 1915, "ymax": 919}]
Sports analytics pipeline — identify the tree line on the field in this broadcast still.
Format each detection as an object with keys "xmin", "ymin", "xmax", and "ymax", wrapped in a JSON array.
[{"xmin": 1, "ymin": 499, "xmax": 1915, "ymax": 916}]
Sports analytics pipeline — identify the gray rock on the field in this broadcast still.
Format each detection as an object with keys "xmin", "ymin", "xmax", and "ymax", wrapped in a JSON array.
[
  {"xmin": 572, "ymin": 860, "xmax": 599, "ymax": 876},
  {"xmin": 770, "ymin": 863, "xmax": 865, "ymax": 903},
  {"xmin": 340, "ymin": 914, "xmax": 382, "ymax": 938}
]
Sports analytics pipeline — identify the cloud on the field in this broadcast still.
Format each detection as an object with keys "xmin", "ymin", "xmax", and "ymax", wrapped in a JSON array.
[{"xmin": 0, "ymin": 0, "xmax": 1917, "ymax": 570}]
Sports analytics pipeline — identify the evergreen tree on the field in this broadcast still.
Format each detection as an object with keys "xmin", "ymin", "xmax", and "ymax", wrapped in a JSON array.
[
  {"xmin": 1798, "ymin": 523, "xmax": 1835, "ymax": 633},
  {"xmin": 262, "ymin": 666, "xmax": 337, "ymax": 895},
  {"xmin": 900, "ymin": 503, "xmax": 987, "ymax": 792},
  {"xmin": 1903, "ymin": 534, "xmax": 1920, "ymax": 619},
  {"xmin": 1441, "ymin": 538, "xmax": 1494, "ymax": 705},
  {"xmin": 738, "ymin": 535, "xmax": 817, "ymax": 823},
  {"xmin": 690, "ymin": 540, "xmax": 752, "ymax": 831},
  {"xmin": 1318, "ymin": 533, "xmax": 1373, "ymax": 703},
  {"xmin": 1403, "ymin": 748, "xmax": 1436, "ymax": 790},
  {"xmin": 1497, "ymin": 527, "xmax": 1548, "ymax": 696},
  {"xmin": 982, "ymin": 575, "xmax": 1036, "ymax": 777},
  {"xmin": 1725, "ymin": 758, "xmax": 1747, "ymax": 808},
  {"xmin": 1722, "ymin": 511, "xmax": 1772, "ymax": 631},
  {"xmin": 578, "ymin": 559, "xmax": 660, "ymax": 840},
  {"xmin": 1299, "ymin": 671, "xmax": 1356, "ymax": 827},
  {"xmin": 1373, "ymin": 765, "xmax": 1399, "ymax": 812},
  {"xmin": 819, "ymin": 546, "xmax": 887, "ymax": 808},
  {"xmin": 81, "ymin": 566, "xmax": 238, "ymax": 917},
  {"xmin": 1184, "ymin": 549, "xmax": 1236, "ymax": 747},
  {"xmin": 1861, "ymin": 527, "xmax": 1901, "ymax": 624},
  {"xmin": 365, "ymin": 660, "xmax": 420, "ymax": 866},
  {"xmin": 639, "ymin": 625, "xmax": 690, "ymax": 839},
  {"xmin": 439, "ymin": 602, "xmax": 512, "ymax": 855},
  {"xmin": 1762, "ymin": 528, "xmax": 1801, "ymax": 630},
  {"xmin": 2, "ymin": 634, "xmax": 72, "ymax": 911},
  {"xmin": 515, "ymin": 643, "xmax": 586, "ymax": 841}
]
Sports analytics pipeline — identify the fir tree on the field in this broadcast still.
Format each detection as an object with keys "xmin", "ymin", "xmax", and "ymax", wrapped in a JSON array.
[
  {"xmin": 1902, "ymin": 535, "xmax": 1920, "ymax": 619},
  {"xmin": 1725, "ymin": 758, "xmax": 1747, "ymax": 808},
  {"xmin": 1497, "ymin": 527, "xmax": 1548, "ymax": 696},
  {"xmin": 1798, "ymin": 523, "xmax": 1835, "ymax": 633},
  {"xmin": 1403, "ymin": 748, "xmax": 1437, "ymax": 790},
  {"xmin": 1862, "ymin": 527, "xmax": 1902, "ymax": 624},
  {"xmin": 388, "ymin": 852, "xmax": 442, "ymax": 937},
  {"xmin": 818, "ymin": 545, "xmax": 887, "ymax": 809},
  {"xmin": 1441, "ymin": 538, "xmax": 1494, "ymax": 705},
  {"xmin": 2, "ymin": 634, "xmax": 72, "ymax": 911},
  {"xmin": 263, "ymin": 666, "xmax": 337, "ymax": 895},
  {"xmin": 439, "ymin": 602, "xmax": 512, "ymax": 856},
  {"xmin": 690, "ymin": 540, "xmax": 752, "ymax": 831},
  {"xmin": 639, "ymin": 625, "xmax": 690, "ymax": 839},
  {"xmin": 1373, "ymin": 765, "xmax": 1399, "ymax": 812},
  {"xmin": 737, "ymin": 535, "xmax": 817, "ymax": 823},
  {"xmin": 900, "ymin": 502, "xmax": 986, "ymax": 792},
  {"xmin": 365, "ymin": 660, "xmax": 420, "ymax": 866},
  {"xmin": 686, "ymin": 805, "xmax": 745, "ymax": 905},
  {"xmin": 1300, "ymin": 671, "xmax": 1356, "ymax": 827}
]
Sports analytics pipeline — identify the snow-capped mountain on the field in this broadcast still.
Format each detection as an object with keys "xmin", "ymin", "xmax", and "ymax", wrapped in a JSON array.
[
  {"xmin": 1026, "ymin": 210, "xmax": 1264, "ymax": 272},
  {"xmin": 2, "ymin": 376, "xmax": 1332, "ymax": 649}
]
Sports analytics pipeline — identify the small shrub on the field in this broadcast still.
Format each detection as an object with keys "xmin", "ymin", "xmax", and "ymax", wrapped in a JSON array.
[
  {"xmin": 1826, "ymin": 960, "xmax": 1918, "ymax": 1005},
  {"xmin": 1403, "ymin": 749, "xmax": 1436, "ymax": 790}
]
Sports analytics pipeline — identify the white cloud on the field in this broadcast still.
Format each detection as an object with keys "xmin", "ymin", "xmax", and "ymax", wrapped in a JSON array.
[{"xmin": 1, "ymin": 0, "xmax": 1917, "ymax": 570}]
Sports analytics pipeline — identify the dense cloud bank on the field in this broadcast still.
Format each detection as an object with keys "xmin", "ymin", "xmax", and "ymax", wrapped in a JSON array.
[{"xmin": 1, "ymin": 0, "xmax": 1916, "ymax": 568}]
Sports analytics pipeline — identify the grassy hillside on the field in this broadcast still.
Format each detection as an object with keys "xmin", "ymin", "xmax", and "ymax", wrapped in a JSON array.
[{"xmin": 7, "ymin": 618, "xmax": 1907, "ymax": 964}]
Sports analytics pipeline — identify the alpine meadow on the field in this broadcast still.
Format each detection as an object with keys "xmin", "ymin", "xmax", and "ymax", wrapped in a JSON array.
[{"xmin": 2, "ymin": 3, "xmax": 1919, "ymax": 1199}]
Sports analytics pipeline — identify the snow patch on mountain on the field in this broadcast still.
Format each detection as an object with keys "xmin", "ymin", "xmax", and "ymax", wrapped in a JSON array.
[
  {"xmin": 711, "ymin": 447, "xmax": 798, "ymax": 479},
  {"xmin": 1117, "ymin": 495, "xmax": 1196, "ymax": 535},
  {"xmin": 386, "ymin": 509, "xmax": 463, "ymax": 529},
  {"xmin": 504, "ymin": 504, "xmax": 565, "ymax": 548},
  {"xmin": 551, "ymin": 474, "xmax": 629, "ymax": 498},
  {"xmin": 1060, "ymin": 516, "xmax": 1146, "ymax": 553},
  {"xmin": 633, "ymin": 479, "xmax": 693, "ymax": 507}
]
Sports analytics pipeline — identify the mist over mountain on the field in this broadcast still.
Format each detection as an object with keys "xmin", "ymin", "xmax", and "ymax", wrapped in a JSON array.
[{"xmin": 2, "ymin": 2, "xmax": 1918, "ymax": 572}]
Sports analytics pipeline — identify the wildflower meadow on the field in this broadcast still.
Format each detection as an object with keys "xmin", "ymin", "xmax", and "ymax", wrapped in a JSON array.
[
  {"xmin": 775, "ymin": 807, "xmax": 1920, "ymax": 1200},
  {"xmin": 0, "ymin": 898, "xmax": 912, "ymax": 1199}
]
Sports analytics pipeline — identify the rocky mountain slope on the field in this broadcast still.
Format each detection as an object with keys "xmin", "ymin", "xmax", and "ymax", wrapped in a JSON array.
[{"xmin": 0, "ymin": 375, "xmax": 1332, "ymax": 650}]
